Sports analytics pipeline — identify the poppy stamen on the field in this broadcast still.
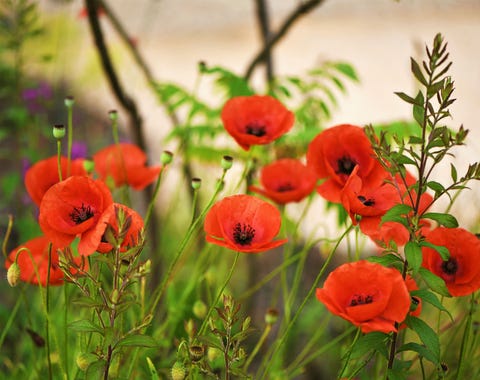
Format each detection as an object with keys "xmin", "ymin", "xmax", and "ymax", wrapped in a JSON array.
[
  {"xmin": 233, "ymin": 223, "xmax": 255, "ymax": 245},
  {"xmin": 349, "ymin": 294, "xmax": 374, "ymax": 306},
  {"xmin": 441, "ymin": 258, "xmax": 458, "ymax": 275},
  {"xmin": 337, "ymin": 156, "xmax": 356, "ymax": 175},
  {"xmin": 277, "ymin": 183, "xmax": 294, "ymax": 192},
  {"xmin": 358, "ymin": 195, "xmax": 375, "ymax": 206},
  {"xmin": 245, "ymin": 123, "xmax": 266, "ymax": 137},
  {"xmin": 69, "ymin": 203, "xmax": 94, "ymax": 225}
]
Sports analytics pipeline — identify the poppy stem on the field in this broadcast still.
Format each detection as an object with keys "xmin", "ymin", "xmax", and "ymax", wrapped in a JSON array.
[
  {"xmin": 45, "ymin": 244, "xmax": 53, "ymax": 380},
  {"xmin": 259, "ymin": 224, "xmax": 354, "ymax": 379},
  {"xmin": 56, "ymin": 139, "xmax": 63, "ymax": 182},
  {"xmin": 455, "ymin": 293, "xmax": 476, "ymax": 380},
  {"xmin": 197, "ymin": 251, "xmax": 241, "ymax": 337}
]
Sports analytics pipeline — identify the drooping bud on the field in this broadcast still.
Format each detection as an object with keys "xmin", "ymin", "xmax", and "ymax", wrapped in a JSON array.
[
  {"xmin": 53, "ymin": 124, "xmax": 66, "ymax": 140},
  {"xmin": 7, "ymin": 262, "xmax": 20, "ymax": 287}
]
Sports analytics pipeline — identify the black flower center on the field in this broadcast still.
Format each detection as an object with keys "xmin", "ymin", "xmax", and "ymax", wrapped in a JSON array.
[
  {"xmin": 441, "ymin": 258, "xmax": 458, "ymax": 275},
  {"xmin": 69, "ymin": 203, "xmax": 94, "ymax": 225},
  {"xmin": 277, "ymin": 182, "xmax": 294, "ymax": 192},
  {"xmin": 349, "ymin": 294, "xmax": 374, "ymax": 307},
  {"xmin": 358, "ymin": 195, "xmax": 375, "ymax": 206},
  {"xmin": 233, "ymin": 223, "xmax": 255, "ymax": 245},
  {"xmin": 337, "ymin": 156, "xmax": 356, "ymax": 175},
  {"xmin": 245, "ymin": 123, "xmax": 266, "ymax": 137}
]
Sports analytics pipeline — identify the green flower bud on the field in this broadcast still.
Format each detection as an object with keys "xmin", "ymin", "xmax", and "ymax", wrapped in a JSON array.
[
  {"xmin": 171, "ymin": 361, "xmax": 186, "ymax": 380},
  {"xmin": 192, "ymin": 300, "xmax": 207, "ymax": 319},
  {"xmin": 64, "ymin": 96, "xmax": 75, "ymax": 108},
  {"xmin": 53, "ymin": 124, "xmax": 66, "ymax": 140},
  {"xmin": 76, "ymin": 353, "xmax": 92, "ymax": 371},
  {"xmin": 160, "ymin": 150, "xmax": 173, "ymax": 166},
  {"xmin": 265, "ymin": 308, "xmax": 279, "ymax": 325},
  {"xmin": 191, "ymin": 178, "xmax": 202, "ymax": 190},
  {"xmin": 221, "ymin": 155, "xmax": 233, "ymax": 171},
  {"xmin": 108, "ymin": 110, "xmax": 118, "ymax": 121},
  {"xmin": 207, "ymin": 347, "xmax": 221, "ymax": 362},
  {"xmin": 7, "ymin": 262, "xmax": 20, "ymax": 287},
  {"xmin": 82, "ymin": 159, "xmax": 95, "ymax": 174}
]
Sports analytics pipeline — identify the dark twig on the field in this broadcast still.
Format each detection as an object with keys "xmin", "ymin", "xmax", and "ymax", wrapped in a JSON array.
[
  {"xmin": 254, "ymin": 0, "xmax": 274, "ymax": 83},
  {"xmin": 245, "ymin": 0, "xmax": 325, "ymax": 81},
  {"xmin": 84, "ymin": 0, "xmax": 145, "ymax": 149}
]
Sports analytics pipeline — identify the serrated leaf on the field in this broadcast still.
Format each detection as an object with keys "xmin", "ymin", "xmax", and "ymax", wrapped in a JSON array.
[
  {"xmin": 405, "ymin": 316, "xmax": 440, "ymax": 364},
  {"xmin": 418, "ymin": 268, "xmax": 451, "ymax": 297},
  {"xmin": 116, "ymin": 334, "xmax": 158, "ymax": 348},
  {"xmin": 404, "ymin": 241, "xmax": 423, "ymax": 274},
  {"xmin": 419, "ymin": 241, "xmax": 450, "ymax": 260},
  {"xmin": 69, "ymin": 319, "xmax": 103, "ymax": 335},
  {"xmin": 422, "ymin": 212, "xmax": 458, "ymax": 228}
]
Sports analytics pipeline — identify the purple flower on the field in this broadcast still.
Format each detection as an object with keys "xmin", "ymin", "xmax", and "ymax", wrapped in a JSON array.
[{"xmin": 22, "ymin": 81, "xmax": 53, "ymax": 114}]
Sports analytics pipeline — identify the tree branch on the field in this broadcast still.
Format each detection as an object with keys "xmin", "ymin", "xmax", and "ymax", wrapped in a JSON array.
[
  {"xmin": 254, "ymin": 0, "xmax": 274, "ymax": 83},
  {"xmin": 244, "ymin": 0, "xmax": 325, "ymax": 81}
]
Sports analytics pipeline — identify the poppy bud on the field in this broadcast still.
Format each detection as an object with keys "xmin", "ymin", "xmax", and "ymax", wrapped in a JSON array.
[
  {"xmin": 82, "ymin": 159, "xmax": 95, "ymax": 174},
  {"xmin": 171, "ymin": 361, "xmax": 186, "ymax": 380},
  {"xmin": 161, "ymin": 150, "xmax": 173, "ymax": 166},
  {"xmin": 108, "ymin": 109, "xmax": 118, "ymax": 121},
  {"xmin": 207, "ymin": 347, "xmax": 221, "ymax": 362},
  {"xmin": 191, "ymin": 178, "xmax": 202, "ymax": 190},
  {"xmin": 7, "ymin": 262, "xmax": 20, "ymax": 287},
  {"xmin": 76, "ymin": 353, "xmax": 93, "ymax": 371},
  {"xmin": 265, "ymin": 308, "xmax": 279, "ymax": 325},
  {"xmin": 192, "ymin": 300, "xmax": 207, "ymax": 319},
  {"xmin": 184, "ymin": 319, "xmax": 196, "ymax": 338},
  {"xmin": 221, "ymin": 155, "xmax": 233, "ymax": 171},
  {"xmin": 53, "ymin": 124, "xmax": 66, "ymax": 140},
  {"xmin": 64, "ymin": 96, "xmax": 75, "ymax": 108}
]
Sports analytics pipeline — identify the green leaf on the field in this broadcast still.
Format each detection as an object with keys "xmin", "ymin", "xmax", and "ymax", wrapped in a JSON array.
[
  {"xmin": 395, "ymin": 91, "xmax": 419, "ymax": 105},
  {"xmin": 411, "ymin": 57, "xmax": 428, "ymax": 86},
  {"xmin": 419, "ymin": 241, "xmax": 450, "ymax": 260},
  {"xmin": 116, "ymin": 334, "xmax": 158, "ymax": 348},
  {"xmin": 404, "ymin": 241, "xmax": 423, "ymax": 274},
  {"xmin": 422, "ymin": 212, "xmax": 458, "ymax": 228},
  {"xmin": 405, "ymin": 316, "xmax": 440, "ymax": 364},
  {"xmin": 450, "ymin": 163, "xmax": 458, "ymax": 182},
  {"xmin": 350, "ymin": 331, "xmax": 390, "ymax": 359},
  {"xmin": 425, "ymin": 181, "xmax": 444, "ymax": 196},
  {"xmin": 418, "ymin": 267, "xmax": 451, "ymax": 297},
  {"xmin": 380, "ymin": 204, "xmax": 412, "ymax": 227},
  {"xmin": 397, "ymin": 342, "xmax": 438, "ymax": 364},
  {"xmin": 367, "ymin": 254, "xmax": 403, "ymax": 269},
  {"xmin": 332, "ymin": 62, "xmax": 359, "ymax": 82},
  {"xmin": 146, "ymin": 357, "xmax": 160, "ymax": 380},
  {"xmin": 410, "ymin": 289, "xmax": 453, "ymax": 321},
  {"xmin": 69, "ymin": 319, "xmax": 103, "ymax": 335}
]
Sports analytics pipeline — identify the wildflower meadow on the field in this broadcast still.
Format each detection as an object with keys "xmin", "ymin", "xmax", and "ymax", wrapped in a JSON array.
[{"xmin": 1, "ymin": 1, "xmax": 480, "ymax": 379}]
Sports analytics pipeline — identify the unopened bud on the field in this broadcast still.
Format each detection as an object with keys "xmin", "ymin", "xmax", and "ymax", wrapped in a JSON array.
[
  {"xmin": 83, "ymin": 159, "xmax": 95, "ymax": 174},
  {"xmin": 53, "ymin": 124, "xmax": 66, "ymax": 140},
  {"xmin": 108, "ymin": 110, "xmax": 118, "ymax": 121},
  {"xmin": 76, "ymin": 353, "xmax": 92, "ymax": 371},
  {"xmin": 64, "ymin": 96, "xmax": 75, "ymax": 108},
  {"xmin": 160, "ymin": 150, "xmax": 173, "ymax": 166},
  {"xmin": 191, "ymin": 178, "xmax": 202, "ymax": 190},
  {"xmin": 171, "ymin": 361, "xmax": 186, "ymax": 380},
  {"xmin": 221, "ymin": 155, "xmax": 233, "ymax": 171},
  {"xmin": 192, "ymin": 300, "xmax": 207, "ymax": 319},
  {"xmin": 207, "ymin": 347, "xmax": 221, "ymax": 362},
  {"xmin": 7, "ymin": 262, "xmax": 20, "ymax": 287},
  {"xmin": 184, "ymin": 319, "xmax": 196, "ymax": 338},
  {"xmin": 265, "ymin": 308, "xmax": 279, "ymax": 325}
]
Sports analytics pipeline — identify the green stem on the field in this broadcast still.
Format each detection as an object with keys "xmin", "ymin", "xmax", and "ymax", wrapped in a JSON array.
[
  {"xmin": 57, "ymin": 139, "xmax": 63, "ymax": 182},
  {"xmin": 46, "ymin": 245, "xmax": 53, "ymax": 380},
  {"xmin": 144, "ymin": 165, "xmax": 166, "ymax": 228},
  {"xmin": 259, "ymin": 224, "xmax": 354, "ymax": 379},
  {"xmin": 244, "ymin": 324, "xmax": 272, "ymax": 372},
  {"xmin": 197, "ymin": 251, "xmax": 241, "ymax": 336},
  {"xmin": 455, "ymin": 293, "xmax": 475, "ymax": 380},
  {"xmin": 66, "ymin": 103, "xmax": 73, "ymax": 177},
  {"xmin": 337, "ymin": 328, "xmax": 362, "ymax": 379}
]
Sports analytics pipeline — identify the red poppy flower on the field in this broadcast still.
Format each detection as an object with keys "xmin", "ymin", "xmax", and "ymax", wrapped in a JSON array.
[
  {"xmin": 96, "ymin": 203, "xmax": 144, "ymax": 253},
  {"xmin": 5, "ymin": 236, "xmax": 86, "ymax": 286},
  {"xmin": 93, "ymin": 143, "xmax": 161, "ymax": 190},
  {"xmin": 248, "ymin": 158, "xmax": 317, "ymax": 204},
  {"xmin": 221, "ymin": 95, "xmax": 295, "ymax": 151},
  {"xmin": 204, "ymin": 194, "xmax": 287, "ymax": 253},
  {"xmin": 39, "ymin": 176, "xmax": 113, "ymax": 256},
  {"xmin": 306, "ymin": 124, "xmax": 388, "ymax": 203},
  {"xmin": 422, "ymin": 227, "xmax": 480, "ymax": 297},
  {"xmin": 25, "ymin": 156, "xmax": 87, "ymax": 206},
  {"xmin": 316, "ymin": 260, "xmax": 411, "ymax": 333}
]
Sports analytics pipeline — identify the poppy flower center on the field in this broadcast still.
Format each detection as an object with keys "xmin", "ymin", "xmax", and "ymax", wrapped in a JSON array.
[
  {"xmin": 357, "ymin": 195, "xmax": 375, "ymax": 206},
  {"xmin": 336, "ymin": 156, "xmax": 356, "ymax": 175},
  {"xmin": 349, "ymin": 294, "xmax": 374, "ymax": 306},
  {"xmin": 69, "ymin": 203, "xmax": 94, "ymax": 225},
  {"xmin": 233, "ymin": 223, "xmax": 255, "ymax": 245},
  {"xmin": 441, "ymin": 258, "xmax": 458, "ymax": 275},
  {"xmin": 245, "ymin": 122, "xmax": 266, "ymax": 137},
  {"xmin": 277, "ymin": 182, "xmax": 294, "ymax": 192}
]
